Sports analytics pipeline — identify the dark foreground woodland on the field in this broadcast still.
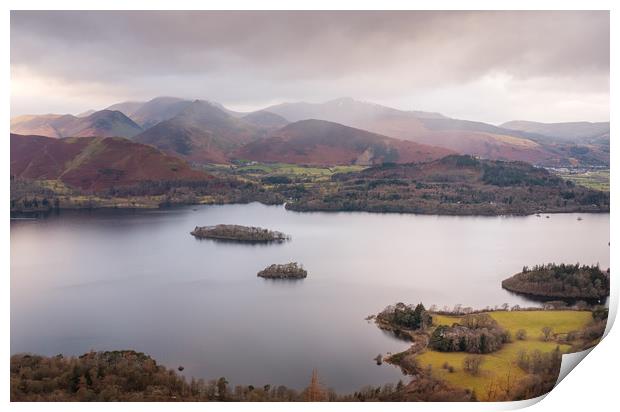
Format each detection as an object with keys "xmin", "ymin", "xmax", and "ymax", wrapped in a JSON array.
[{"xmin": 10, "ymin": 350, "xmax": 472, "ymax": 402}]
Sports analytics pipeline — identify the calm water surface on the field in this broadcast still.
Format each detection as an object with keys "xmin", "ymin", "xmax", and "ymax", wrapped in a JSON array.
[{"xmin": 11, "ymin": 203, "xmax": 610, "ymax": 392}]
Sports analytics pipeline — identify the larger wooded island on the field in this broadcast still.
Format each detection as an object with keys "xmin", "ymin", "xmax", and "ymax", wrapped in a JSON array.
[
  {"xmin": 502, "ymin": 263, "xmax": 610, "ymax": 300},
  {"xmin": 191, "ymin": 224, "xmax": 290, "ymax": 242}
]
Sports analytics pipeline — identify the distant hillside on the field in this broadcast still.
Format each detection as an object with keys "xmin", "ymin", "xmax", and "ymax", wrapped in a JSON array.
[
  {"xmin": 105, "ymin": 101, "xmax": 145, "ymax": 117},
  {"xmin": 105, "ymin": 97, "xmax": 250, "ymax": 129},
  {"xmin": 10, "ymin": 133, "xmax": 208, "ymax": 192},
  {"xmin": 10, "ymin": 114, "xmax": 67, "ymax": 138},
  {"xmin": 499, "ymin": 121, "xmax": 610, "ymax": 167},
  {"xmin": 286, "ymin": 154, "xmax": 609, "ymax": 215},
  {"xmin": 76, "ymin": 109, "xmax": 96, "ymax": 118},
  {"xmin": 501, "ymin": 120, "xmax": 610, "ymax": 142},
  {"xmin": 266, "ymin": 97, "xmax": 433, "ymax": 138},
  {"xmin": 234, "ymin": 119, "xmax": 454, "ymax": 166},
  {"xmin": 114, "ymin": 97, "xmax": 193, "ymax": 129},
  {"xmin": 242, "ymin": 110, "xmax": 289, "ymax": 128},
  {"xmin": 134, "ymin": 100, "xmax": 261, "ymax": 163},
  {"xmin": 267, "ymin": 97, "xmax": 445, "ymax": 124},
  {"xmin": 10, "ymin": 110, "xmax": 143, "ymax": 139},
  {"xmin": 266, "ymin": 98, "xmax": 604, "ymax": 166}
]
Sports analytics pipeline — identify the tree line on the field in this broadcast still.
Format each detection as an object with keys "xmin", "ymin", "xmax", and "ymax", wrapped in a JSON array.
[
  {"xmin": 429, "ymin": 314, "xmax": 511, "ymax": 354},
  {"xmin": 377, "ymin": 303, "xmax": 432, "ymax": 330},
  {"xmin": 10, "ymin": 350, "xmax": 476, "ymax": 402}
]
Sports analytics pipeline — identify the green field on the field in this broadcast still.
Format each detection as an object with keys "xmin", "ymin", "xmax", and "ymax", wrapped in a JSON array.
[
  {"xmin": 555, "ymin": 169, "xmax": 609, "ymax": 191},
  {"xmin": 416, "ymin": 311, "xmax": 592, "ymax": 400},
  {"xmin": 204, "ymin": 162, "xmax": 366, "ymax": 182}
]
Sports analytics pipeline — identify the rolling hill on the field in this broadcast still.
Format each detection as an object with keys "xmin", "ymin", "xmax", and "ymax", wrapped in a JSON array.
[
  {"xmin": 10, "ymin": 133, "xmax": 208, "ymax": 192},
  {"xmin": 233, "ymin": 119, "xmax": 453, "ymax": 165},
  {"xmin": 10, "ymin": 110, "xmax": 143, "ymax": 139}
]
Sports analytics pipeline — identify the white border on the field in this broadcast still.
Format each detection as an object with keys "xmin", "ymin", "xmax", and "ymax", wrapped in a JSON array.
[{"xmin": 3, "ymin": 2, "xmax": 616, "ymax": 412}]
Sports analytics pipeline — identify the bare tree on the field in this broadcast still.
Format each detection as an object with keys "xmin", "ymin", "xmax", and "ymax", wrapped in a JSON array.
[
  {"xmin": 541, "ymin": 326, "xmax": 553, "ymax": 341},
  {"xmin": 304, "ymin": 369, "xmax": 327, "ymax": 401},
  {"xmin": 463, "ymin": 355, "xmax": 484, "ymax": 376}
]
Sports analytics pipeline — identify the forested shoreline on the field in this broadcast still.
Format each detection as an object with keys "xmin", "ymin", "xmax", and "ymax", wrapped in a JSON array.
[
  {"xmin": 10, "ymin": 350, "xmax": 472, "ymax": 402},
  {"xmin": 11, "ymin": 155, "xmax": 610, "ymax": 217}
]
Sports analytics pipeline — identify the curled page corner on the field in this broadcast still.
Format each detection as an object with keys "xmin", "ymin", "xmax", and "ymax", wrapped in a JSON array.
[
  {"xmin": 504, "ymin": 394, "xmax": 548, "ymax": 409},
  {"xmin": 555, "ymin": 348, "xmax": 594, "ymax": 387},
  {"xmin": 555, "ymin": 289, "xmax": 614, "ymax": 388},
  {"xmin": 604, "ymin": 289, "xmax": 617, "ymax": 338}
]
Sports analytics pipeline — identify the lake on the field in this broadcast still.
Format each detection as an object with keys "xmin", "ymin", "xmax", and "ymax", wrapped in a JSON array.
[{"xmin": 10, "ymin": 203, "xmax": 610, "ymax": 392}]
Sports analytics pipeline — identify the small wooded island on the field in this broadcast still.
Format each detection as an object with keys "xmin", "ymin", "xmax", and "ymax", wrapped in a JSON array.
[
  {"xmin": 258, "ymin": 262, "xmax": 307, "ymax": 279},
  {"xmin": 190, "ymin": 224, "xmax": 289, "ymax": 242},
  {"xmin": 502, "ymin": 263, "xmax": 610, "ymax": 300}
]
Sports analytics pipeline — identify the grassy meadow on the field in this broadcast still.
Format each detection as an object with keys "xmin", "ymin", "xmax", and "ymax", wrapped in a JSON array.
[
  {"xmin": 555, "ymin": 169, "xmax": 609, "ymax": 191},
  {"xmin": 416, "ymin": 310, "xmax": 592, "ymax": 400},
  {"xmin": 204, "ymin": 162, "xmax": 366, "ymax": 182}
]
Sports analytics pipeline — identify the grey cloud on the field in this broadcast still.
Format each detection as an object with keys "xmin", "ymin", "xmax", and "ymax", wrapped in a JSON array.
[{"xmin": 10, "ymin": 11, "xmax": 609, "ymax": 123}]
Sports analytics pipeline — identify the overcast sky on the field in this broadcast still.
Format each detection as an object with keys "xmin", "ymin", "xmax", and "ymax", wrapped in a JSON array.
[{"xmin": 11, "ymin": 10, "xmax": 609, "ymax": 124}]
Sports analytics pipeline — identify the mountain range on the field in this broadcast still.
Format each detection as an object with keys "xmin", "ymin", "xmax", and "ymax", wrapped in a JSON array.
[{"xmin": 11, "ymin": 96, "xmax": 610, "ymax": 168}]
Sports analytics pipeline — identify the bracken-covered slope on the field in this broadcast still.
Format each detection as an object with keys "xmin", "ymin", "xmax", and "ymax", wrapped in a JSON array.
[
  {"xmin": 10, "ymin": 110, "xmax": 143, "ymax": 139},
  {"xmin": 285, "ymin": 154, "xmax": 610, "ymax": 215},
  {"xmin": 10, "ymin": 133, "xmax": 208, "ymax": 192},
  {"xmin": 234, "ymin": 119, "xmax": 454, "ymax": 165}
]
